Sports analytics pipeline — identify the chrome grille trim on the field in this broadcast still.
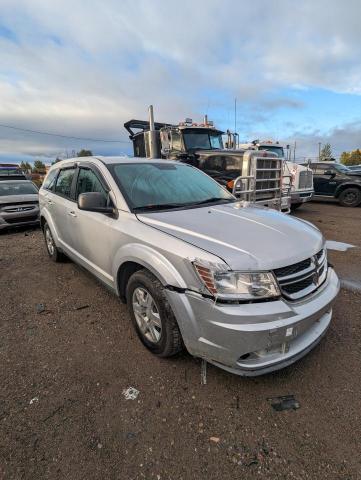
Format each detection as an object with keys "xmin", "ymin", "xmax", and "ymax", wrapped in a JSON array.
[
  {"xmin": 274, "ymin": 249, "xmax": 327, "ymax": 300},
  {"xmin": 298, "ymin": 170, "xmax": 313, "ymax": 189}
]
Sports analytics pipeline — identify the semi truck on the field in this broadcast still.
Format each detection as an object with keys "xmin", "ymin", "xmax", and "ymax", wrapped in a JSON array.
[
  {"xmin": 239, "ymin": 140, "xmax": 314, "ymax": 210},
  {"xmin": 124, "ymin": 110, "xmax": 287, "ymax": 211}
]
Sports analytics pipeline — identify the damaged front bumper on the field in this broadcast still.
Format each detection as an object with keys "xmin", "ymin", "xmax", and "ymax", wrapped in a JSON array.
[{"xmin": 166, "ymin": 267, "xmax": 340, "ymax": 376}]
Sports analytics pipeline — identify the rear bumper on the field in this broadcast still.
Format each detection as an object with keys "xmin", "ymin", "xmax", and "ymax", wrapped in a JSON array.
[
  {"xmin": 166, "ymin": 268, "xmax": 340, "ymax": 376},
  {"xmin": 0, "ymin": 207, "xmax": 40, "ymax": 230},
  {"xmin": 291, "ymin": 190, "xmax": 314, "ymax": 204}
]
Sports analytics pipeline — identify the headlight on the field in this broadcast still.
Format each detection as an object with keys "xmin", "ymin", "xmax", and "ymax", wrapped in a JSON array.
[{"xmin": 193, "ymin": 262, "xmax": 280, "ymax": 300}]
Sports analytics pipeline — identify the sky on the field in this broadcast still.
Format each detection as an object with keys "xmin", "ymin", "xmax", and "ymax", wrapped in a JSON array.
[{"xmin": 1, "ymin": 0, "xmax": 361, "ymax": 164}]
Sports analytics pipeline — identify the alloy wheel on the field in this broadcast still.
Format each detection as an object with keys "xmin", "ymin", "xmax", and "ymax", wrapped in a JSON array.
[
  {"xmin": 132, "ymin": 287, "xmax": 162, "ymax": 343},
  {"xmin": 45, "ymin": 227, "xmax": 55, "ymax": 256}
]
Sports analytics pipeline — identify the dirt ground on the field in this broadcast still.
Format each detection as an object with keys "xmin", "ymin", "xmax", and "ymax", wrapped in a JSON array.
[{"xmin": 0, "ymin": 201, "xmax": 360, "ymax": 480}]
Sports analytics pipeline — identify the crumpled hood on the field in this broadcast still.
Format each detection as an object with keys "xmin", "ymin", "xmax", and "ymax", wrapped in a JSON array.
[
  {"xmin": 137, "ymin": 202, "xmax": 324, "ymax": 270},
  {"xmin": 0, "ymin": 194, "xmax": 39, "ymax": 204}
]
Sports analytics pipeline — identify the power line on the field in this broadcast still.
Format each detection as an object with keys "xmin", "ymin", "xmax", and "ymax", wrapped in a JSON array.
[{"xmin": 0, "ymin": 123, "xmax": 131, "ymax": 144}]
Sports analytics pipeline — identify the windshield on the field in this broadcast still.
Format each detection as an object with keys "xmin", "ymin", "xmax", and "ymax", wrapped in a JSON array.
[
  {"xmin": 108, "ymin": 162, "xmax": 234, "ymax": 211},
  {"xmin": 334, "ymin": 164, "xmax": 350, "ymax": 173},
  {"xmin": 183, "ymin": 131, "xmax": 223, "ymax": 150},
  {"xmin": 0, "ymin": 181, "xmax": 38, "ymax": 196},
  {"xmin": 258, "ymin": 146, "xmax": 284, "ymax": 158}
]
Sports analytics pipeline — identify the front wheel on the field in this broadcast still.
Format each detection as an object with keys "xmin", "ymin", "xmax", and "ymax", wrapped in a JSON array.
[
  {"xmin": 339, "ymin": 188, "xmax": 361, "ymax": 207},
  {"xmin": 126, "ymin": 269, "xmax": 183, "ymax": 357}
]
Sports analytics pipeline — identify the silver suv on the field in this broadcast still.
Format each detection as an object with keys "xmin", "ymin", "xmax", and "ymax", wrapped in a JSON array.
[{"xmin": 39, "ymin": 156, "xmax": 340, "ymax": 376}]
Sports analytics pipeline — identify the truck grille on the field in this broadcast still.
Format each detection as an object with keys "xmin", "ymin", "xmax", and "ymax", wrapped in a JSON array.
[
  {"xmin": 274, "ymin": 248, "xmax": 327, "ymax": 300},
  {"xmin": 298, "ymin": 170, "xmax": 313, "ymax": 189},
  {"xmin": 255, "ymin": 157, "xmax": 282, "ymax": 201}
]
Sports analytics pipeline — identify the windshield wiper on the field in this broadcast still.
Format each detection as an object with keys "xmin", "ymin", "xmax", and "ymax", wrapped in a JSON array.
[
  {"xmin": 189, "ymin": 197, "xmax": 235, "ymax": 206},
  {"xmin": 133, "ymin": 203, "xmax": 187, "ymax": 212}
]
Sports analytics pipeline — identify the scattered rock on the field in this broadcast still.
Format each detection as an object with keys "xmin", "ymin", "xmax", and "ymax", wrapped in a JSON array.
[{"xmin": 209, "ymin": 437, "xmax": 220, "ymax": 443}]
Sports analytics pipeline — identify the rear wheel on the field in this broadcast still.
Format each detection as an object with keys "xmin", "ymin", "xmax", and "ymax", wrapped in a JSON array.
[
  {"xmin": 339, "ymin": 188, "xmax": 361, "ymax": 207},
  {"xmin": 43, "ymin": 222, "xmax": 65, "ymax": 262},
  {"xmin": 126, "ymin": 269, "xmax": 183, "ymax": 357}
]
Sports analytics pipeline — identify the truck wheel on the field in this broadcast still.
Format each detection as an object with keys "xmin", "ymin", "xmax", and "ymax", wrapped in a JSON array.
[
  {"xmin": 339, "ymin": 188, "xmax": 361, "ymax": 207},
  {"xmin": 126, "ymin": 269, "xmax": 184, "ymax": 357},
  {"xmin": 43, "ymin": 222, "xmax": 65, "ymax": 262},
  {"xmin": 290, "ymin": 203, "xmax": 302, "ymax": 211}
]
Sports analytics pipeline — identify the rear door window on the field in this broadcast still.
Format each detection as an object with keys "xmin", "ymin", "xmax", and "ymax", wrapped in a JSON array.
[{"xmin": 54, "ymin": 168, "xmax": 76, "ymax": 199}]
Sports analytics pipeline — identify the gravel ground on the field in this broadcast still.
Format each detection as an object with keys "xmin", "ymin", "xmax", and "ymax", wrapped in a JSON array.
[{"xmin": 0, "ymin": 201, "xmax": 360, "ymax": 480}]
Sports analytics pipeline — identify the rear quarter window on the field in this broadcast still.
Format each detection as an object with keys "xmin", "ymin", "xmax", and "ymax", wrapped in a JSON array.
[
  {"xmin": 42, "ymin": 169, "xmax": 58, "ymax": 190},
  {"xmin": 54, "ymin": 168, "xmax": 76, "ymax": 199}
]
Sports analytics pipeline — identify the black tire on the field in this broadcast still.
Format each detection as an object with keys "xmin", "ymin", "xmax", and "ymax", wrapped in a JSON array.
[
  {"xmin": 290, "ymin": 202, "xmax": 302, "ymax": 211},
  {"xmin": 126, "ymin": 269, "xmax": 184, "ymax": 357},
  {"xmin": 338, "ymin": 188, "xmax": 361, "ymax": 207},
  {"xmin": 43, "ymin": 222, "xmax": 65, "ymax": 262}
]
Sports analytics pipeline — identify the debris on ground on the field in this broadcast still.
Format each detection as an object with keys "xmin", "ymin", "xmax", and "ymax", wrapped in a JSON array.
[
  {"xmin": 122, "ymin": 387, "xmax": 140, "ymax": 400},
  {"xmin": 29, "ymin": 397, "xmax": 39, "ymax": 405},
  {"xmin": 268, "ymin": 395, "xmax": 300, "ymax": 411},
  {"xmin": 209, "ymin": 437, "xmax": 220, "ymax": 443},
  {"xmin": 325, "ymin": 240, "xmax": 355, "ymax": 251},
  {"xmin": 74, "ymin": 304, "xmax": 90, "ymax": 311},
  {"xmin": 201, "ymin": 359, "xmax": 207, "ymax": 385},
  {"xmin": 36, "ymin": 303, "xmax": 45, "ymax": 314}
]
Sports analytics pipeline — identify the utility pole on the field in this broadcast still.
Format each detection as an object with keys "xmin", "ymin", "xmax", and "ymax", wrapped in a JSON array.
[
  {"xmin": 234, "ymin": 98, "xmax": 236, "ymax": 134},
  {"xmin": 318, "ymin": 142, "xmax": 321, "ymax": 161},
  {"xmin": 293, "ymin": 141, "xmax": 296, "ymax": 162}
]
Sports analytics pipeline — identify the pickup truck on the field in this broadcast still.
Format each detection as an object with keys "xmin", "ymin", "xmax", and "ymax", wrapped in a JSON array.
[{"xmin": 308, "ymin": 162, "xmax": 361, "ymax": 207}]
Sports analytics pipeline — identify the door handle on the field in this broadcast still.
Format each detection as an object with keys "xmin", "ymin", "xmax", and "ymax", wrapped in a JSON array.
[
  {"xmin": 47, "ymin": 199, "xmax": 53, "ymax": 205},
  {"xmin": 68, "ymin": 211, "xmax": 77, "ymax": 217}
]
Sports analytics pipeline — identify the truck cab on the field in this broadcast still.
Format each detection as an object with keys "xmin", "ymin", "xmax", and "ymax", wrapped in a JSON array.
[{"xmin": 125, "ymin": 119, "xmax": 284, "ymax": 211}]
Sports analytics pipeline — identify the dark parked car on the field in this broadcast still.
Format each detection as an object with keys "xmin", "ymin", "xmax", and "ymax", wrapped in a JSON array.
[{"xmin": 308, "ymin": 162, "xmax": 361, "ymax": 207}]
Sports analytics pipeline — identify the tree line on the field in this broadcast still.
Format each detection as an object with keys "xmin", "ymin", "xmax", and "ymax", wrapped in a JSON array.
[
  {"xmin": 19, "ymin": 149, "xmax": 93, "ymax": 173},
  {"xmin": 340, "ymin": 149, "xmax": 361, "ymax": 166}
]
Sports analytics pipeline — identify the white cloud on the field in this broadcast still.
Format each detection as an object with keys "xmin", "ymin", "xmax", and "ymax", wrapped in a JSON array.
[{"xmin": 1, "ymin": 0, "xmax": 361, "ymax": 161}]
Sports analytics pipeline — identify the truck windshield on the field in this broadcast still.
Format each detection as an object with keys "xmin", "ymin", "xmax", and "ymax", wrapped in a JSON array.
[
  {"xmin": 0, "ymin": 181, "xmax": 38, "ymax": 196},
  {"xmin": 258, "ymin": 146, "xmax": 284, "ymax": 158},
  {"xmin": 108, "ymin": 162, "xmax": 235, "ymax": 212},
  {"xmin": 183, "ymin": 131, "xmax": 223, "ymax": 150}
]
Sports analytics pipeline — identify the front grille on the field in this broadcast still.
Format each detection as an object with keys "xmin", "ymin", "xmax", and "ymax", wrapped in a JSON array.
[
  {"xmin": 4, "ymin": 205, "xmax": 35, "ymax": 213},
  {"xmin": 274, "ymin": 248, "xmax": 327, "ymax": 300},
  {"xmin": 0, "ymin": 200, "xmax": 38, "ymax": 209},
  {"xmin": 5, "ymin": 215, "xmax": 39, "ymax": 224},
  {"xmin": 299, "ymin": 171, "xmax": 313, "ymax": 189},
  {"xmin": 274, "ymin": 258, "xmax": 311, "ymax": 278}
]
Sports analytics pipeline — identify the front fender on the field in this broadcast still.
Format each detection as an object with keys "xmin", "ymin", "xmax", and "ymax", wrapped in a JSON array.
[{"xmin": 112, "ymin": 243, "xmax": 188, "ymax": 294}]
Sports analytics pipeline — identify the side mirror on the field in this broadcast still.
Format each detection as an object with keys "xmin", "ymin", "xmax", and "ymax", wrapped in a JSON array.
[
  {"xmin": 324, "ymin": 170, "xmax": 335, "ymax": 176},
  {"xmin": 78, "ymin": 192, "xmax": 114, "ymax": 214}
]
